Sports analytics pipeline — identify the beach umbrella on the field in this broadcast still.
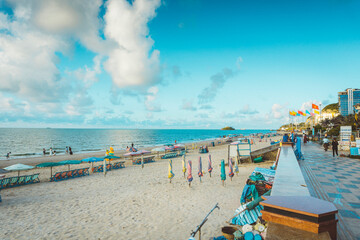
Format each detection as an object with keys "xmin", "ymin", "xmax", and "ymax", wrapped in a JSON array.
[
  {"xmin": 187, "ymin": 160, "xmax": 193, "ymax": 187},
  {"xmin": 58, "ymin": 160, "xmax": 82, "ymax": 171},
  {"xmin": 127, "ymin": 147, "xmax": 137, "ymax": 152},
  {"xmin": 229, "ymin": 158, "xmax": 234, "ymax": 180},
  {"xmin": 5, "ymin": 164, "xmax": 34, "ymax": 176},
  {"xmin": 165, "ymin": 146, "xmax": 174, "ymax": 151},
  {"xmin": 182, "ymin": 155, "xmax": 186, "ymax": 178},
  {"xmin": 234, "ymin": 158, "xmax": 239, "ymax": 176},
  {"xmin": 103, "ymin": 155, "xmax": 121, "ymax": 160},
  {"xmin": 36, "ymin": 162, "xmax": 64, "ymax": 177},
  {"xmin": 0, "ymin": 169, "xmax": 9, "ymax": 174},
  {"xmin": 220, "ymin": 160, "xmax": 226, "ymax": 186},
  {"xmin": 208, "ymin": 154, "xmax": 213, "ymax": 177},
  {"xmin": 168, "ymin": 159, "xmax": 175, "ymax": 183},
  {"xmin": 81, "ymin": 157, "xmax": 104, "ymax": 163},
  {"xmin": 198, "ymin": 156, "xmax": 203, "ymax": 182}
]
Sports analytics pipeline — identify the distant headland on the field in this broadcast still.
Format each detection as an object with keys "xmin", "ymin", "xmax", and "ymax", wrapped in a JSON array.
[{"xmin": 221, "ymin": 126, "xmax": 235, "ymax": 130}]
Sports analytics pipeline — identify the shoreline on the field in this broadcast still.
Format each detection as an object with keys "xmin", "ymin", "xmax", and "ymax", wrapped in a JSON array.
[{"xmin": 0, "ymin": 133, "xmax": 279, "ymax": 168}]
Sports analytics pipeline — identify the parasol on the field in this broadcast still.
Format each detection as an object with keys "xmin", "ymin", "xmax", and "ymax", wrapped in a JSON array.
[
  {"xmin": 168, "ymin": 159, "xmax": 175, "ymax": 183},
  {"xmin": 228, "ymin": 158, "xmax": 234, "ymax": 180},
  {"xmin": 187, "ymin": 160, "xmax": 193, "ymax": 187},
  {"xmin": 208, "ymin": 154, "xmax": 213, "ymax": 177},
  {"xmin": 220, "ymin": 160, "xmax": 226, "ymax": 186},
  {"xmin": 182, "ymin": 155, "xmax": 186, "ymax": 178},
  {"xmin": 198, "ymin": 156, "xmax": 203, "ymax": 182},
  {"xmin": 5, "ymin": 164, "xmax": 34, "ymax": 176}
]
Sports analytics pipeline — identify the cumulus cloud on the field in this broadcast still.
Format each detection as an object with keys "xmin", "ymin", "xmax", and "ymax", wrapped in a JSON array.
[
  {"xmin": 0, "ymin": 9, "xmax": 71, "ymax": 103},
  {"xmin": 145, "ymin": 86, "xmax": 162, "ymax": 112},
  {"xmin": 271, "ymin": 104, "xmax": 285, "ymax": 119},
  {"xmin": 198, "ymin": 68, "xmax": 234, "ymax": 104},
  {"xmin": 103, "ymin": 0, "xmax": 162, "ymax": 88}
]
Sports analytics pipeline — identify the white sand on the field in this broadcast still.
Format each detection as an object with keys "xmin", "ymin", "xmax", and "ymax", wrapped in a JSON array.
[{"xmin": 0, "ymin": 136, "xmax": 281, "ymax": 240}]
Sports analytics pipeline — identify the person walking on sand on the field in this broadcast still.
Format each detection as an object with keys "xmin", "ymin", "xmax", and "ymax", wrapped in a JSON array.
[
  {"xmin": 49, "ymin": 147, "xmax": 53, "ymax": 156},
  {"xmin": 6, "ymin": 152, "xmax": 11, "ymax": 159},
  {"xmin": 332, "ymin": 138, "xmax": 339, "ymax": 157},
  {"xmin": 43, "ymin": 148, "xmax": 46, "ymax": 156},
  {"xmin": 66, "ymin": 146, "xmax": 69, "ymax": 155},
  {"xmin": 69, "ymin": 147, "xmax": 73, "ymax": 155}
]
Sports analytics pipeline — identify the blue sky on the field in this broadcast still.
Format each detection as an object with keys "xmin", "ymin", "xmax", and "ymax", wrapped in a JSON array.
[{"xmin": 0, "ymin": 0, "xmax": 359, "ymax": 129}]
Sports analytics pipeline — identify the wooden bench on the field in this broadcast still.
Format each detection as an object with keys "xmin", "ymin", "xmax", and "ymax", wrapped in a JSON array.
[
  {"xmin": 132, "ymin": 156, "xmax": 155, "ymax": 165},
  {"xmin": 0, "ymin": 173, "xmax": 40, "ymax": 189},
  {"xmin": 50, "ymin": 168, "xmax": 89, "ymax": 182}
]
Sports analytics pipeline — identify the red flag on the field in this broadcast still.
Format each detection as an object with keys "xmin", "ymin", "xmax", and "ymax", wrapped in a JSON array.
[
  {"xmin": 298, "ymin": 110, "xmax": 304, "ymax": 115},
  {"xmin": 312, "ymin": 104, "xmax": 319, "ymax": 110}
]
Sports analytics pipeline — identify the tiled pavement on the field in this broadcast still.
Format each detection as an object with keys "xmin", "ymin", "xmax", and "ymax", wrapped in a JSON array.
[{"xmin": 299, "ymin": 142, "xmax": 360, "ymax": 240}]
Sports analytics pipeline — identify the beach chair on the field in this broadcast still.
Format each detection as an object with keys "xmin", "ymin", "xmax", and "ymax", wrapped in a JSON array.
[
  {"xmin": 161, "ymin": 153, "xmax": 177, "ymax": 159},
  {"xmin": 51, "ymin": 172, "xmax": 61, "ymax": 182},
  {"xmin": 17, "ymin": 176, "xmax": 26, "ymax": 185},
  {"xmin": 24, "ymin": 175, "xmax": 33, "ymax": 184},
  {"xmin": 1, "ymin": 178, "xmax": 10, "ymax": 189},
  {"xmin": 112, "ymin": 161, "xmax": 125, "ymax": 169},
  {"xmin": 0, "ymin": 179, "xmax": 3, "ymax": 189},
  {"xmin": 10, "ymin": 176, "xmax": 19, "ymax": 187},
  {"xmin": 177, "ymin": 150, "xmax": 186, "ymax": 156}
]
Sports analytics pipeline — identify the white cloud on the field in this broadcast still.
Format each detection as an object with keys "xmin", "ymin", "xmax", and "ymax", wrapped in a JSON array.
[
  {"xmin": 198, "ymin": 68, "xmax": 234, "ymax": 104},
  {"xmin": 103, "ymin": 0, "xmax": 162, "ymax": 88},
  {"xmin": 271, "ymin": 103, "xmax": 285, "ymax": 119},
  {"xmin": 145, "ymin": 86, "xmax": 162, "ymax": 112},
  {"xmin": 0, "ymin": 9, "xmax": 71, "ymax": 103},
  {"xmin": 181, "ymin": 99, "xmax": 197, "ymax": 111}
]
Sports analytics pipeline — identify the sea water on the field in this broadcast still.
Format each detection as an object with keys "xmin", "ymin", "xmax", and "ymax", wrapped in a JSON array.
[{"xmin": 0, "ymin": 128, "xmax": 274, "ymax": 160}]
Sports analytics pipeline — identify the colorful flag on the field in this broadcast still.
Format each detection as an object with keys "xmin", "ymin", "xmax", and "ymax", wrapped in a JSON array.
[
  {"xmin": 296, "ymin": 113, "xmax": 301, "ymax": 116},
  {"xmin": 311, "ymin": 113, "xmax": 315, "ymax": 116},
  {"xmin": 314, "ymin": 110, "xmax": 320, "ymax": 115},
  {"xmin": 306, "ymin": 110, "xmax": 311, "ymax": 115},
  {"xmin": 312, "ymin": 104, "xmax": 319, "ymax": 110},
  {"xmin": 298, "ymin": 110, "xmax": 304, "ymax": 115}
]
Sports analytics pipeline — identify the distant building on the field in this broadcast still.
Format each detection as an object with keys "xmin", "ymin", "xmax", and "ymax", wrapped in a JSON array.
[
  {"xmin": 306, "ymin": 103, "xmax": 339, "ymax": 126},
  {"xmin": 338, "ymin": 88, "xmax": 360, "ymax": 116}
]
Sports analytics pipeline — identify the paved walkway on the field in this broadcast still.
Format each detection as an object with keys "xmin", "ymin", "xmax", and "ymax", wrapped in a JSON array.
[{"xmin": 299, "ymin": 142, "xmax": 360, "ymax": 240}]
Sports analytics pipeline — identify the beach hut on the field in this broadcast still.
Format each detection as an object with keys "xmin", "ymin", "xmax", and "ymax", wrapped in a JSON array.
[{"xmin": 5, "ymin": 164, "xmax": 34, "ymax": 176}]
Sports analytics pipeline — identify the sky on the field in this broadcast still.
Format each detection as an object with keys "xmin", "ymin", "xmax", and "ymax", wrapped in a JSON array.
[{"xmin": 0, "ymin": 0, "xmax": 360, "ymax": 129}]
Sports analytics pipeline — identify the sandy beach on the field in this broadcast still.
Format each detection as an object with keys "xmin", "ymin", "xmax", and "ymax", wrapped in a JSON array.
[{"xmin": 0, "ymin": 136, "xmax": 281, "ymax": 240}]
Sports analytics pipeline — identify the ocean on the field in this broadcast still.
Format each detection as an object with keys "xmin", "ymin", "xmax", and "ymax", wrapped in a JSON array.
[{"xmin": 0, "ymin": 128, "xmax": 274, "ymax": 160}]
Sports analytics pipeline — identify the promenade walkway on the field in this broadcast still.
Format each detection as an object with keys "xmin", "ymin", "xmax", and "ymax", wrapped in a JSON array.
[{"xmin": 300, "ymin": 142, "xmax": 360, "ymax": 240}]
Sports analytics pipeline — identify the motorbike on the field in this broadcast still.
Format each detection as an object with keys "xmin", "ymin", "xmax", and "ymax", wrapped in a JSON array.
[{"xmin": 323, "ymin": 142, "xmax": 329, "ymax": 152}]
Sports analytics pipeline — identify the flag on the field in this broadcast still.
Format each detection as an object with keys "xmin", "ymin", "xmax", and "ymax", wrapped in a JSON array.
[
  {"xmin": 311, "ymin": 113, "xmax": 315, "ymax": 116},
  {"xmin": 298, "ymin": 110, "xmax": 304, "ymax": 115},
  {"xmin": 312, "ymin": 104, "xmax": 319, "ymax": 110},
  {"xmin": 314, "ymin": 110, "xmax": 320, "ymax": 115},
  {"xmin": 306, "ymin": 110, "xmax": 311, "ymax": 115},
  {"xmin": 292, "ymin": 111, "xmax": 297, "ymax": 116},
  {"xmin": 296, "ymin": 113, "xmax": 301, "ymax": 116}
]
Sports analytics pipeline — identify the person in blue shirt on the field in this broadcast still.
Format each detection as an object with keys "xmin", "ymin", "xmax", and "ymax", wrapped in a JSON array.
[{"xmin": 282, "ymin": 133, "xmax": 289, "ymax": 142}]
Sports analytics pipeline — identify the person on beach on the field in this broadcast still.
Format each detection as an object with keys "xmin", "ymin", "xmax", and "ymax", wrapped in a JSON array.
[
  {"xmin": 69, "ymin": 147, "xmax": 73, "ymax": 155},
  {"xmin": 49, "ymin": 147, "xmax": 53, "ymax": 156},
  {"xmin": 43, "ymin": 148, "xmax": 46, "ymax": 156},
  {"xmin": 332, "ymin": 138, "xmax": 339, "ymax": 157},
  {"xmin": 282, "ymin": 134, "xmax": 289, "ymax": 142},
  {"xmin": 6, "ymin": 152, "xmax": 11, "ymax": 159},
  {"xmin": 303, "ymin": 134, "xmax": 308, "ymax": 144},
  {"xmin": 66, "ymin": 146, "xmax": 69, "ymax": 154},
  {"xmin": 131, "ymin": 143, "xmax": 134, "ymax": 148}
]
